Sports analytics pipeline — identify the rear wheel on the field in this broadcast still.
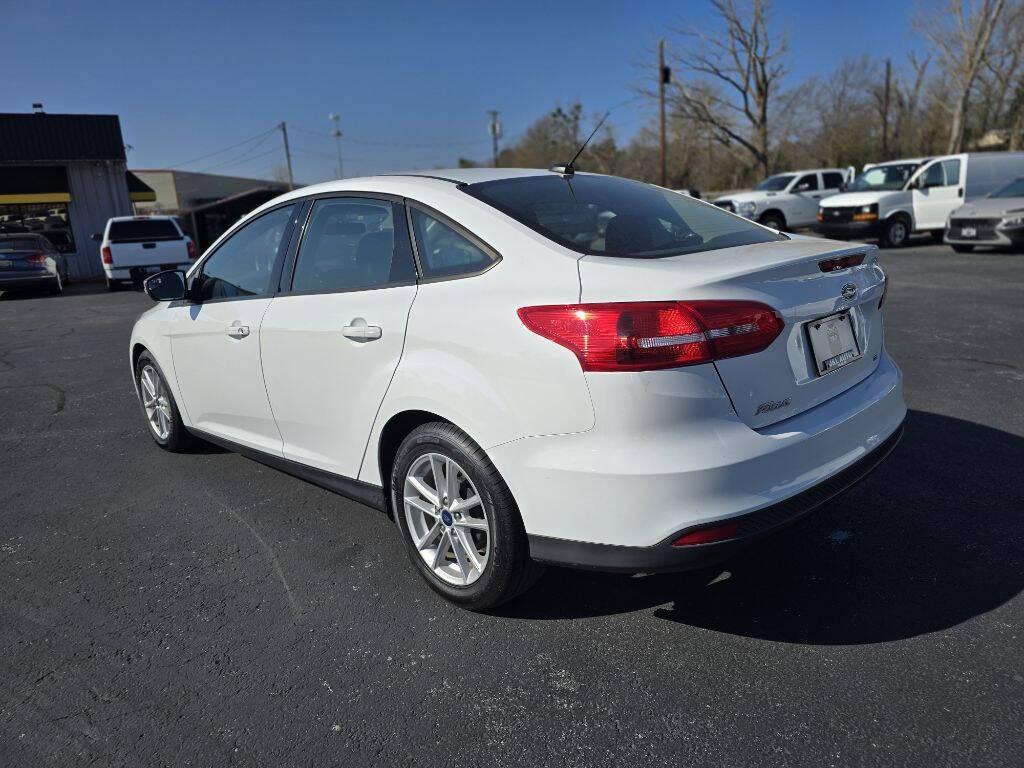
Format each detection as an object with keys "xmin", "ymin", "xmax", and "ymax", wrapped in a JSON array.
[
  {"xmin": 48, "ymin": 272, "xmax": 63, "ymax": 296},
  {"xmin": 951, "ymin": 244, "xmax": 975, "ymax": 253},
  {"xmin": 391, "ymin": 422, "xmax": 541, "ymax": 610},
  {"xmin": 879, "ymin": 216, "xmax": 910, "ymax": 248},
  {"xmin": 135, "ymin": 352, "xmax": 193, "ymax": 452},
  {"xmin": 106, "ymin": 278, "xmax": 120, "ymax": 292}
]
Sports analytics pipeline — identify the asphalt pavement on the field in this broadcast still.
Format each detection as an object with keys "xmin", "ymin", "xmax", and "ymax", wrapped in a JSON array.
[{"xmin": 1, "ymin": 240, "xmax": 1022, "ymax": 767}]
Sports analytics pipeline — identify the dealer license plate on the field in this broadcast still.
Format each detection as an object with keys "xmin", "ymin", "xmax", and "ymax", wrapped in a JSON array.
[{"xmin": 808, "ymin": 311, "xmax": 861, "ymax": 376}]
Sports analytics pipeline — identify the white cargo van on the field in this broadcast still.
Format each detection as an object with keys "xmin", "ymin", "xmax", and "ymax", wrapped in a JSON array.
[
  {"xmin": 94, "ymin": 216, "xmax": 195, "ymax": 290},
  {"xmin": 816, "ymin": 152, "xmax": 1024, "ymax": 248}
]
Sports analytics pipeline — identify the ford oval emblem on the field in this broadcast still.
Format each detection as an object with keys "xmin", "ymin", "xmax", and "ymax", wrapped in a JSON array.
[{"xmin": 841, "ymin": 283, "xmax": 857, "ymax": 300}]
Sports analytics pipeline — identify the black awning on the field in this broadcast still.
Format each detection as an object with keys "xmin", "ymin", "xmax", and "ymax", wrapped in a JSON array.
[
  {"xmin": 0, "ymin": 165, "xmax": 71, "ymax": 204},
  {"xmin": 0, "ymin": 113, "xmax": 126, "ymax": 162},
  {"xmin": 127, "ymin": 171, "xmax": 157, "ymax": 203}
]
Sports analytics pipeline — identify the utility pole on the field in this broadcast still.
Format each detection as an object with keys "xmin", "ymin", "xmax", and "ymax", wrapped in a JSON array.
[
  {"xmin": 487, "ymin": 110, "xmax": 502, "ymax": 167},
  {"xmin": 658, "ymin": 40, "xmax": 670, "ymax": 188},
  {"xmin": 329, "ymin": 113, "xmax": 344, "ymax": 179},
  {"xmin": 279, "ymin": 121, "xmax": 295, "ymax": 190},
  {"xmin": 881, "ymin": 58, "xmax": 892, "ymax": 160}
]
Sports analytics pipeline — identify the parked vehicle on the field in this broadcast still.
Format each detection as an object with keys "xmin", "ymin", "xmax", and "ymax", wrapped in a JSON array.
[
  {"xmin": 94, "ymin": 215, "xmax": 195, "ymax": 291},
  {"xmin": 713, "ymin": 168, "xmax": 851, "ymax": 231},
  {"xmin": 130, "ymin": 169, "xmax": 905, "ymax": 609},
  {"xmin": 816, "ymin": 153, "xmax": 1024, "ymax": 248},
  {"xmin": 0, "ymin": 232, "xmax": 67, "ymax": 295},
  {"xmin": 945, "ymin": 176, "xmax": 1024, "ymax": 252}
]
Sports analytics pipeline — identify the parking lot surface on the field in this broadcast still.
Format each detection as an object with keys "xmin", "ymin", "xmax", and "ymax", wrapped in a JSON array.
[{"xmin": 1, "ymin": 242, "xmax": 1022, "ymax": 767}]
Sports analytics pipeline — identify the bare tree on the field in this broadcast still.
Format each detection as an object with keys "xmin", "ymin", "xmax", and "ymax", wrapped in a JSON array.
[
  {"xmin": 917, "ymin": 0, "xmax": 1008, "ymax": 153},
  {"xmin": 977, "ymin": 2, "xmax": 1024, "ymax": 148},
  {"xmin": 669, "ymin": 0, "xmax": 787, "ymax": 177}
]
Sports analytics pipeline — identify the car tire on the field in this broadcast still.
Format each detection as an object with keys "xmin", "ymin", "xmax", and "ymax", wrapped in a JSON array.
[
  {"xmin": 951, "ymin": 244, "xmax": 974, "ymax": 253},
  {"xmin": 48, "ymin": 273, "xmax": 63, "ymax": 296},
  {"xmin": 391, "ymin": 422, "xmax": 542, "ymax": 610},
  {"xmin": 106, "ymin": 278, "xmax": 119, "ymax": 292},
  {"xmin": 135, "ymin": 352, "xmax": 193, "ymax": 452},
  {"xmin": 879, "ymin": 216, "xmax": 910, "ymax": 248},
  {"xmin": 759, "ymin": 212, "xmax": 786, "ymax": 232}
]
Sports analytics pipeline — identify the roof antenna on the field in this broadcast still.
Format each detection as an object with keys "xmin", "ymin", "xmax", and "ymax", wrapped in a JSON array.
[{"xmin": 549, "ymin": 110, "xmax": 610, "ymax": 177}]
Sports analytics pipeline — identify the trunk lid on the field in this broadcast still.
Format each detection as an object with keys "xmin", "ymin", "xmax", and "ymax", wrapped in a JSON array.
[
  {"xmin": 107, "ymin": 239, "xmax": 188, "ymax": 268},
  {"xmin": 577, "ymin": 237, "xmax": 887, "ymax": 428},
  {"xmin": 0, "ymin": 249, "xmax": 47, "ymax": 272}
]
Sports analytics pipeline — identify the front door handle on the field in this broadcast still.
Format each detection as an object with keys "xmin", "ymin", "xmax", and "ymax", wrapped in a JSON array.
[
  {"xmin": 342, "ymin": 324, "xmax": 382, "ymax": 341},
  {"xmin": 226, "ymin": 324, "xmax": 250, "ymax": 339}
]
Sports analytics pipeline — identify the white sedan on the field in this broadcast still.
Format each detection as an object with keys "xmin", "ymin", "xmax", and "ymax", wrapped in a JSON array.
[{"xmin": 130, "ymin": 168, "xmax": 906, "ymax": 609}]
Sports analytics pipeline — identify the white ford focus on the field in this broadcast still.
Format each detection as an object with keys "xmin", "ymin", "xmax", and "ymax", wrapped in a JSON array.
[{"xmin": 130, "ymin": 168, "xmax": 905, "ymax": 609}]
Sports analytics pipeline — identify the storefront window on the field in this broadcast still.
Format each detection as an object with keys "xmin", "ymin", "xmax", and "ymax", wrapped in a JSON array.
[{"xmin": 0, "ymin": 203, "xmax": 75, "ymax": 253}]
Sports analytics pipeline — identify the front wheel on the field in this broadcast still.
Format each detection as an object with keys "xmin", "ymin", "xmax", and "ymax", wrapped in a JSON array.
[
  {"xmin": 879, "ymin": 217, "xmax": 910, "ymax": 248},
  {"xmin": 758, "ymin": 213, "xmax": 786, "ymax": 232},
  {"xmin": 135, "ymin": 352, "xmax": 193, "ymax": 452},
  {"xmin": 392, "ymin": 422, "xmax": 541, "ymax": 610}
]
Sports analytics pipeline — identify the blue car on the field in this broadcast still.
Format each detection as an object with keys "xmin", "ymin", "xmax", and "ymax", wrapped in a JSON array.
[{"xmin": 0, "ymin": 233, "xmax": 67, "ymax": 295}]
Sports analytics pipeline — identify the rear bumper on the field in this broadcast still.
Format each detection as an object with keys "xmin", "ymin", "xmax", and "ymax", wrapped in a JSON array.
[
  {"xmin": 813, "ymin": 220, "xmax": 885, "ymax": 240},
  {"xmin": 529, "ymin": 420, "xmax": 903, "ymax": 572},
  {"xmin": 0, "ymin": 271, "xmax": 58, "ymax": 288},
  {"xmin": 492, "ymin": 350, "xmax": 906, "ymax": 561}
]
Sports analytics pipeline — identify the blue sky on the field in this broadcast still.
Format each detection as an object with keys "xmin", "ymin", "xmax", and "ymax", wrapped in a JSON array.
[{"xmin": 4, "ymin": 0, "xmax": 924, "ymax": 182}]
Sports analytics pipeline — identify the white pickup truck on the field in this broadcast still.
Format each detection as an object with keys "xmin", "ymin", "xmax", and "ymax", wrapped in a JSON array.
[
  {"xmin": 94, "ymin": 216, "xmax": 195, "ymax": 291},
  {"xmin": 713, "ymin": 168, "xmax": 852, "ymax": 231}
]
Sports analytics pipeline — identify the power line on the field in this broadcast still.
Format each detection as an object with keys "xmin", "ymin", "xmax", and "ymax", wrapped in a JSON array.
[
  {"xmin": 198, "ymin": 146, "xmax": 281, "ymax": 174},
  {"xmin": 165, "ymin": 127, "xmax": 278, "ymax": 169}
]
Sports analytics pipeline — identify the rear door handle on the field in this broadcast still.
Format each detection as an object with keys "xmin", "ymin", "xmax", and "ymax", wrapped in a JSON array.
[
  {"xmin": 342, "ymin": 324, "xmax": 382, "ymax": 341},
  {"xmin": 226, "ymin": 324, "xmax": 250, "ymax": 339}
]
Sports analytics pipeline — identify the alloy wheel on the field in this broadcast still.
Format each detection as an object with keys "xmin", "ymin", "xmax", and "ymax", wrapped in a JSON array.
[
  {"xmin": 140, "ymin": 364, "xmax": 172, "ymax": 441},
  {"xmin": 403, "ymin": 452, "xmax": 490, "ymax": 586}
]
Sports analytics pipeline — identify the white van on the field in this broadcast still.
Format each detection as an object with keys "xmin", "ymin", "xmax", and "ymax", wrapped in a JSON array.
[
  {"xmin": 713, "ymin": 168, "xmax": 852, "ymax": 231},
  {"xmin": 816, "ymin": 153, "xmax": 1024, "ymax": 248}
]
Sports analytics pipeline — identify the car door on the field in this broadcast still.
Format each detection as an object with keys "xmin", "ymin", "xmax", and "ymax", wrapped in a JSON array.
[
  {"xmin": 788, "ymin": 173, "xmax": 821, "ymax": 226},
  {"xmin": 167, "ymin": 202, "xmax": 299, "ymax": 454},
  {"xmin": 259, "ymin": 196, "xmax": 418, "ymax": 477},
  {"xmin": 912, "ymin": 156, "xmax": 966, "ymax": 230}
]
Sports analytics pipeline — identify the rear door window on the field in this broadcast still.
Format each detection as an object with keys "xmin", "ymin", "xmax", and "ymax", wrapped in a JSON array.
[
  {"xmin": 410, "ymin": 208, "xmax": 497, "ymax": 279},
  {"xmin": 290, "ymin": 198, "xmax": 416, "ymax": 293}
]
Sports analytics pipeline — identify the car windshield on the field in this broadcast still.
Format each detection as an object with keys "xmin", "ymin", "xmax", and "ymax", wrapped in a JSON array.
[
  {"xmin": 462, "ymin": 174, "xmax": 785, "ymax": 258},
  {"xmin": 989, "ymin": 177, "xmax": 1024, "ymax": 198},
  {"xmin": 108, "ymin": 219, "xmax": 181, "ymax": 242},
  {"xmin": 0, "ymin": 237, "xmax": 40, "ymax": 251},
  {"xmin": 848, "ymin": 163, "xmax": 922, "ymax": 192},
  {"xmin": 753, "ymin": 174, "xmax": 795, "ymax": 191}
]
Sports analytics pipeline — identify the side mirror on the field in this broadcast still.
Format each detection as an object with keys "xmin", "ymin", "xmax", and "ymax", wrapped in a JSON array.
[
  {"xmin": 144, "ymin": 270, "xmax": 187, "ymax": 302},
  {"xmin": 90, "ymin": 233, "xmax": 102, "ymax": 241}
]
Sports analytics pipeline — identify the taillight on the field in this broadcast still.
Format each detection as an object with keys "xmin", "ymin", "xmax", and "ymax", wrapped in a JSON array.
[
  {"xmin": 101, "ymin": 246, "xmax": 112, "ymax": 265},
  {"xmin": 517, "ymin": 300, "xmax": 783, "ymax": 372},
  {"xmin": 25, "ymin": 252, "xmax": 48, "ymax": 265},
  {"xmin": 187, "ymin": 240, "xmax": 196, "ymax": 259}
]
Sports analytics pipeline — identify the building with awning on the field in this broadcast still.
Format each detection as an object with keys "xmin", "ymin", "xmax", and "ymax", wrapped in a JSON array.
[{"xmin": 0, "ymin": 111, "xmax": 142, "ymax": 278}]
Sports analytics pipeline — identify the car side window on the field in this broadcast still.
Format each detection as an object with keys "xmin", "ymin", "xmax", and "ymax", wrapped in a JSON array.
[
  {"xmin": 197, "ymin": 204, "xmax": 295, "ymax": 301},
  {"xmin": 941, "ymin": 159, "xmax": 961, "ymax": 186},
  {"xmin": 920, "ymin": 162, "xmax": 945, "ymax": 188},
  {"xmin": 290, "ymin": 198, "xmax": 416, "ymax": 293},
  {"xmin": 822, "ymin": 172, "xmax": 845, "ymax": 189},
  {"xmin": 794, "ymin": 174, "xmax": 819, "ymax": 191},
  {"xmin": 410, "ymin": 208, "xmax": 496, "ymax": 280}
]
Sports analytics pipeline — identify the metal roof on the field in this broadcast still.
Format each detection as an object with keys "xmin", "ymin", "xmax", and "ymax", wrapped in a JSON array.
[{"xmin": 0, "ymin": 113, "xmax": 127, "ymax": 163}]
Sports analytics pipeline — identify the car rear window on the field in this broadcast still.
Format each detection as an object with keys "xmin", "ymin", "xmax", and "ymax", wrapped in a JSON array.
[
  {"xmin": 0, "ymin": 237, "xmax": 41, "ymax": 251},
  {"xmin": 108, "ymin": 219, "xmax": 181, "ymax": 242},
  {"xmin": 462, "ymin": 174, "xmax": 784, "ymax": 258}
]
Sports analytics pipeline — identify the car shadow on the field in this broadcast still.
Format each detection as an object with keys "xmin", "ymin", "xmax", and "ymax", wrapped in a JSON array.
[{"xmin": 498, "ymin": 409, "xmax": 1024, "ymax": 644}]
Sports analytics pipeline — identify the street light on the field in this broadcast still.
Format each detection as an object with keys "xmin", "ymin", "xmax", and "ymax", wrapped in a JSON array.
[{"xmin": 329, "ymin": 113, "xmax": 343, "ymax": 179}]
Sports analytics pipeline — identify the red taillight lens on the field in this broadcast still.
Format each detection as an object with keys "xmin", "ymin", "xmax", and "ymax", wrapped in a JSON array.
[
  {"xmin": 672, "ymin": 521, "xmax": 740, "ymax": 546},
  {"xmin": 25, "ymin": 252, "xmax": 48, "ymax": 264},
  {"xmin": 818, "ymin": 253, "xmax": 865, "ymax": 272},
  {"xmin": 187, "ymin": 240, "xmax": 196, "ymax": 259},
  {"xmin": 101, "ymin": 246, "xmax": 112, "ymax": 265},
  {"xmin": 517, "ymin": 300, "xmax": 783, "ymax": 372}
]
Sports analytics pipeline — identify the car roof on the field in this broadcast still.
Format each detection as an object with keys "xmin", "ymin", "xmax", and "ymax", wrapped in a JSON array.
[{"xmin": 108, "ymin": 215, "xmax": 177, "ymax": 222}]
